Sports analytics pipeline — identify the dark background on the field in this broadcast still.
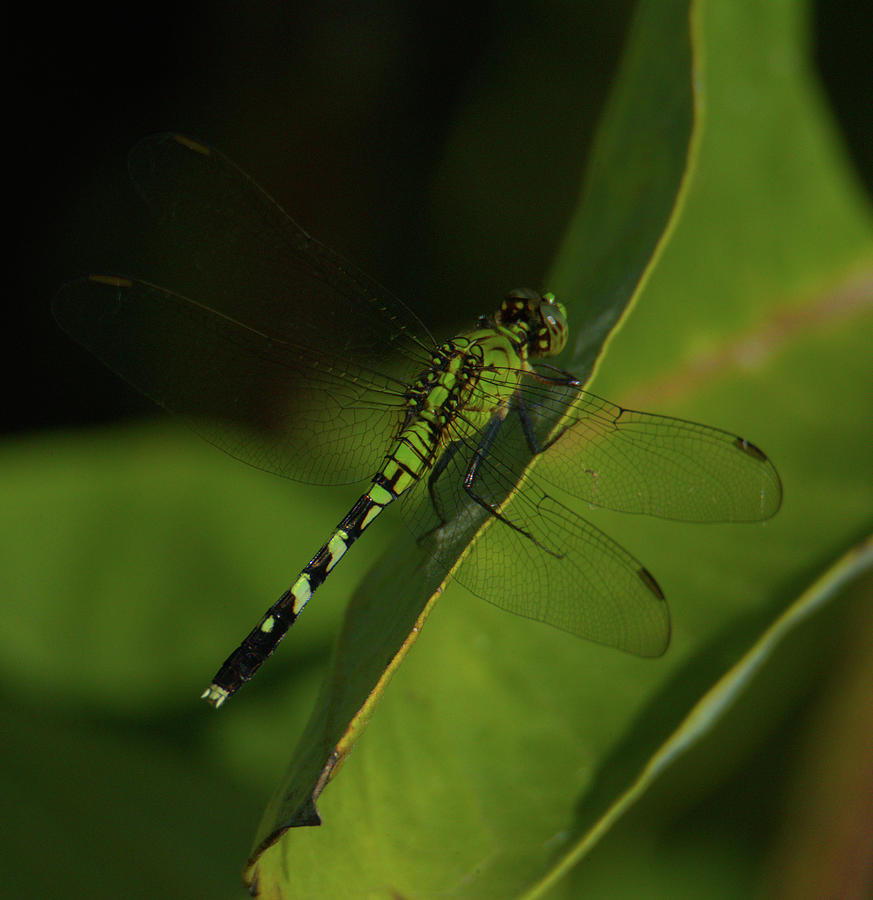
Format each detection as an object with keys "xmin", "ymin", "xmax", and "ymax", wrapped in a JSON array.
[{"xmin": 10, "ymin": 0, "xmax": 871, "ymax": 437}]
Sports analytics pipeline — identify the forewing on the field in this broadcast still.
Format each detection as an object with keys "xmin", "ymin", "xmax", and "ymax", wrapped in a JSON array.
[
  {"xmin": 54, "ymin": 133, "xmax": 442, "ymax": 484},
  {"xmin": 52, "ymin": 275, "xmax": 405, "ymax": 484},
  {"xmin": 127, "ymin": 134, "xmax": 435, "ymax": 375},
  {"xmin": 516, "ymin": 375, "xmax": 783, "ymax": 522}
]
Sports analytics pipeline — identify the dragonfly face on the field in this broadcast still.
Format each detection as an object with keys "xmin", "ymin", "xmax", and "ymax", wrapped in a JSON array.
[{"xmin": 497, "ymin": 289, "xmax": 569, "ymax": 360}]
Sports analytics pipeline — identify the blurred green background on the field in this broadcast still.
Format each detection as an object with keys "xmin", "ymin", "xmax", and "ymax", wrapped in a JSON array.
[{"xmin": 6, "ymin": 1, "xmax": 873, "ymax": 898}]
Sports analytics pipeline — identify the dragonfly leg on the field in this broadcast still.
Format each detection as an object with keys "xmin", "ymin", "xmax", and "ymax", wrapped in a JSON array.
[
  {"xmin": 416, "ymin": 440, "xmax": 467, "ymax": 545},
  {"xmin": 530, "ymin": 363, "xmax": 579, "ymax": 386},
  {"xmin": 513, "ymin": 365, "xmax": 579, "ymax": 454},
  {"xmin": 426, "ymin": 439, "xmax": 463, "ymax": 527},
  {"xmin": 462, "ymin": 413, "xmax": 561, "ymax": 558},
  {"xmin": 514, "ymin": 392, "xmax": 569, "ymax": 455}
]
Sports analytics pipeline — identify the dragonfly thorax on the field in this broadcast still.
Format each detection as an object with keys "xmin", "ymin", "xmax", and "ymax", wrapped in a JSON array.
[
  {"xmin": 395, "ymin": 324, "xmax": 527, "ymax": 484},
  {"xmin": 496, "ymin": 289, "xmax": 568, "ymax": 360}
]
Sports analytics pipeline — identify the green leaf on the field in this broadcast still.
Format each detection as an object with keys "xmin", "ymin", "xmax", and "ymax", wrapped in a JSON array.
[
  {"xmin": 537, "ymin": 534, "xmax": 873, "ymax": 899},
  {"xmin": 248, "ymin": 0, "xmax": 873, "ymax": 896},
  {"xmin": 248, "ymin": 0, "xmax": 698, "ymax": 884}
]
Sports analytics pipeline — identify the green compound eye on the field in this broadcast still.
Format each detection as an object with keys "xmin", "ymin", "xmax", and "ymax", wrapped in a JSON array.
[
  {"xmin": 538, "ymin": 295, "xmax": 568, "ymax": 356},
  {"xmin": 53, "ymin": 133, "xmax": 783, "ymax": 707}
]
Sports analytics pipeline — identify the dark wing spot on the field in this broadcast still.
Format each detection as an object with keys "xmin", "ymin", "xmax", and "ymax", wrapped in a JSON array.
[
  {"xmin": 638, "ymin": 566, "xmax": 666, "ymax": 600},
  {"xmin": 733, "ymin": 436, "xmax": 768, "ymax": 462}
]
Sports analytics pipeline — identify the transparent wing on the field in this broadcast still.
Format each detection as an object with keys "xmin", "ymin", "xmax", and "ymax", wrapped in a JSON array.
[
  {"xmin": 511, "ymin": 372, "xmax": 783, "ymax": 522},
  {"xmin": 401, "ymin": 362, "xmax": 780, "ymax": 653},
  {"xmin": 52, "ymin": 275, "xmax": 409, "ymax": 484},
  {"xmin": 53, "ymin": 133, "xmax": 443, "ymax": 485},
  {"xmin": 127, "ymin": 134, "xmax": 436, "ymax": 370},
  {"xmin": 460, "ymin": 488, "xmax": 671, "ymax": 657},
  {"xmin": 406, "ymin": 404, "xmax": 670, "ymax": 656}
]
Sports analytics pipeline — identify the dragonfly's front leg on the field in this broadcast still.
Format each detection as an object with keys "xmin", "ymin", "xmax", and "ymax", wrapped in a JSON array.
[{"xmin": 515, "ymin": 366, "xmax": 579, "ymax": 455}]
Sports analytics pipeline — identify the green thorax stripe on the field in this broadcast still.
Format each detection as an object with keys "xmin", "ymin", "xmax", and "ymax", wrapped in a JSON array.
[{"xmin": 380, "ymin": 325, "xmax": 530, "ymax": 497}]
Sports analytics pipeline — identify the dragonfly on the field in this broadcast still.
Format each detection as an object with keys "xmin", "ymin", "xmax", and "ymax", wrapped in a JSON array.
[{"xmin": 53, "ymin": 133, "xmax": 783, "ymax": 708}]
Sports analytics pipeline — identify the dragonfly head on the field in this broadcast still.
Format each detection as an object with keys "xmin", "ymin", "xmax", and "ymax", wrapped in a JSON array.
[{"xmin": 498, "ymin": 289, "xmax": 568, "ymax": 359}]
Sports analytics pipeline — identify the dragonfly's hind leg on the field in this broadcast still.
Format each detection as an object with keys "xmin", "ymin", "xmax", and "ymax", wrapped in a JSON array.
[
  {"xmin": 419, "ymin": 419, "xmax": 535, "ymax": 546},
  {"xmin": 423, "ymin": 412, "xmax": 558, "ymax": 558},
  {"xmin": 416, "ymin": 440, "xmax": 464, "ymax": 544},
  {"xmin": 460, "ymin": 413, "xmax": 559, "ymax": 557}
]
